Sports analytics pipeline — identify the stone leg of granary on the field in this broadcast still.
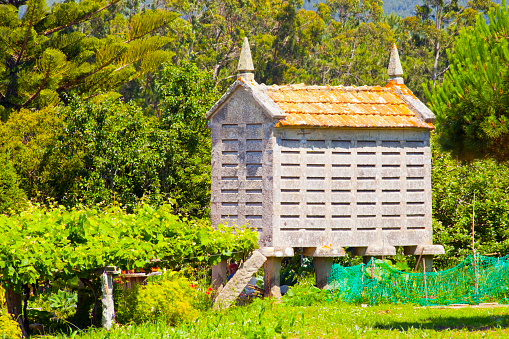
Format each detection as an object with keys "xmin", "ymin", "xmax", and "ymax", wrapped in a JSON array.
[
  {"xmin": 416, "ymin": 255, "xmax": 434, "ymax": 272},
  {"xmin": 211, "ymin": 259, "xmax": 227, "ymax": 290},
  {"xmin": 264, "ymin": 257, "xmax": 282, "ymax": 298},
  {"xmin": 314, "ymin": 257, "xmax": 334, "ymax": 289}
]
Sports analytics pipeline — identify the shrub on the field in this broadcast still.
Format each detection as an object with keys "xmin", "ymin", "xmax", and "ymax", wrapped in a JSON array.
[
  {"xmin": 115, "ymin": 272, "xmax": 199, "ymax": 326},
  {"xmin": 0, "ymin": 309, "xmax": 21, "ymax": 339}
]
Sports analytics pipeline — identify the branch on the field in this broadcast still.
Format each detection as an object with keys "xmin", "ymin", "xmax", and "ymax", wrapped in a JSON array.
[
  {"xmin": 124, "ymin": 20, "xmax": 173, "ymax": 43},
  {"xmin": 15, "ymin": 1, "xmax": 38, "ymax": 66},
  {"xmin": 437, "ymin": 65, "xmax": 450, "ymax": 77},
  {"xmin": 57, "ymin": 56, "xmax": 117, "ymax": 92},
  {"xmin": 42, "ymin": 0, "xmax": 121, "ymax": 36}
]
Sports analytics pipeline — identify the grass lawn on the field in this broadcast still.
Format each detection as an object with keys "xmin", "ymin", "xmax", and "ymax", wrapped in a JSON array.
[{"xmin": 56, "ymin": 301, "xmax": 509, "ymax": 338}]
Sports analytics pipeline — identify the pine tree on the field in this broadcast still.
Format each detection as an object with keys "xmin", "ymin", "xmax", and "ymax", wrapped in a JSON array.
[
  {"xmin": 426, "ymin": 2, "xmax": 509, "ymax": 160},
  {"xmin": 0, "ymin": 0, "xmax": 178, "ymax": 120}
]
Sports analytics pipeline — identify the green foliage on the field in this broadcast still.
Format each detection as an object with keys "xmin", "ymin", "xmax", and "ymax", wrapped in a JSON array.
[
  {"xmin": 56, "ymin": 97, "xmax": 165, "ymax": 211},
  {"xmin": 0, "ymin": 309, "xmax": 21, "ymax": 339},
  {"xmin": 282, "ymin": 275, "xmax": 328, "ymax": 306},
  {"xmin": 427, "ymin": 2, "xmax": 509, "ymax": 160},
  {"xmin": 156, "ymin": 61, "xmax": 219, "ymax": 217},
  {"xmin": 0, "ymin": 203, "xmax": 258, "ymax": 292},
  {"xmin": 0, "ymin": 153, "xmax": 26, "ymax": 215},
  {"xmin": 431, "ymin": 142, "xmax": 509, "ymax": 266},
  {"xmin": 118, "ymin": 272, "xmax": 199, "ymax": 325},
  {"xmin": 0, "ymin": 0, "xmax": 177, "ymax": 119}
]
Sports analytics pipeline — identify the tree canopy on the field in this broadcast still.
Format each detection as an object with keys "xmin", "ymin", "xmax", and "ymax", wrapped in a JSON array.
[{"xmin": 427, "ymin": 2, "xmax": 509, "ymax": 160}]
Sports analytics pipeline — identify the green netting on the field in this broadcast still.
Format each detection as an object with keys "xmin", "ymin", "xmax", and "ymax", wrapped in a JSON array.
[{"xmin": 327, "ymin": 254, "xmax": 509, "ymax": 306}]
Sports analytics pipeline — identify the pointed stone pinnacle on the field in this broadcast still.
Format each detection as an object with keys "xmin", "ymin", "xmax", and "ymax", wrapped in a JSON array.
[
  {"xmin": 388, "ymin": 43, "xmax": 404, "ymax": 84},
  {"xmin": 237, "ymin": 37, "xmax": 254, "ymax": 79}
]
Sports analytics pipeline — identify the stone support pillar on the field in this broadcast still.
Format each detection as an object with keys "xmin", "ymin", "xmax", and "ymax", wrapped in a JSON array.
[
  {"xmin": 416, "ymin": 255, "xmax": 434, "ymax": 272},
  {"xmin": 211, "ymin": 259, "xmax": 227, "ymax": 291},
  {"xmin": 314, "ymin": 257, "xmax": 334, "ymax": 289},
  {"xmin": 263, "ymin": 257, "xmax": 281, "ymax": 298},
  {"xmin": 100, "ymin": 267, "xmax": 117, "ymax": 330}
]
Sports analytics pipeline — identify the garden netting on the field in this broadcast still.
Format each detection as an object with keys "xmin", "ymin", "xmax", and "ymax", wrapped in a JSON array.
[{"xmin": 327, "ymin": 254, "xmax": 509, "ymax": 306}]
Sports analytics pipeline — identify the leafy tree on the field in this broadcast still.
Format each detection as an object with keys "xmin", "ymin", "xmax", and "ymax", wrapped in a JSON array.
[
  {"xmin": 0, "ymin": 0, "xmax": 177, "ymax": 120},
  {"xmin": 431, "ymin": 140, "xmax": 509, "ymax": 268},
  {"xmin": 0, "ymin": 153, "xmax": 26, "ymax": 214},
  {"xmin": 427, "ymin": 3, "xmax": 509, "ymax": 160},
  {"xmin": 156, "ymin": 61, "xmax": 219, "ymax": 218},
  {"xmin": 55, "ymin": 97, "xmax": 166, "ymax": 211}
]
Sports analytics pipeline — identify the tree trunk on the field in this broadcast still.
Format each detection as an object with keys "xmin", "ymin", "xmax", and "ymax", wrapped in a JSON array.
[{"xmin": 5, "ymin": 287, "xmax": 28, "ymax": 338}]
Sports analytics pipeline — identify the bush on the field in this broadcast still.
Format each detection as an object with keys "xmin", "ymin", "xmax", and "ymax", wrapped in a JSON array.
[
  {"xmin": 115, "ymin": 272, "xmax": 199, "ymax": 326},
  {"xmin": 0, "ymin": 309, "xmax": 21, "ymax": 339}
]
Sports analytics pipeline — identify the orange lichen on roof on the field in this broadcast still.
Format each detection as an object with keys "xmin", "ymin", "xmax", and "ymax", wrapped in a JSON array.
[
  {"xmin": 263, "ymin": 84, "xmax": 433, "ymax": 129},
  {"xmin": 385, "ymin": 80, "xmax": 418, "ymax": 99}
]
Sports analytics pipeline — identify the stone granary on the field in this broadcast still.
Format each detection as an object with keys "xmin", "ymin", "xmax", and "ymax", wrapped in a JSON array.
[{"xmin": 207, "ymin": 38, "xmax": 444, "ymax": 296}]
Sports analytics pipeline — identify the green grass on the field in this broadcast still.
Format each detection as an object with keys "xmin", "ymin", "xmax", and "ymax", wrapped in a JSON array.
[{"xmin": 55, "ymin": 300, "xmax": 509, "ymax": 339}]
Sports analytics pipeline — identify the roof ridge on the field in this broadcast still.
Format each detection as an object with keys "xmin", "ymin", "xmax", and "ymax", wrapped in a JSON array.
[{"xmin": 259, "ymin": 83, "xmax": 390, "ymax": 92}]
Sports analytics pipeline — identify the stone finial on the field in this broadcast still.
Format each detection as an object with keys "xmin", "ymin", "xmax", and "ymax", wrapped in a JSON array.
[
  {"xmin": 237, "ymin": 37, "xmax": 254, "ymax": 81},
  {"xmin": 388, "ymin": 43, "xmax": 404, "ymax": 84}
]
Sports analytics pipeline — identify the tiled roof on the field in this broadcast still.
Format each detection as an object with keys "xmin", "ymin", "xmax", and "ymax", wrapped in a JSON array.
[{"xmin": 259, "ymin": 82, "xmax": 434, "ymax": 129}]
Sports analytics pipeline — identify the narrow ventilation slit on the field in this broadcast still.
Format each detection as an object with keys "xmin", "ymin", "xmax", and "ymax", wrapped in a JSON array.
[
  {"xmin": 382, "ymin": 141, "xmax": 401, "ymax": 147},
  {"xmin": 246, "ymin": 151, "xmax": 262, "ymax": 155},
  {"xmin": 222, "ymin": 151, "xmax": 238, "ymax": 155},
  {"xmin": 382, "ymin": 152, "xmax": 400, "ymax": 155},
  {"xmin": 281, "ymin": 202, "xmax": 299, "ymax": 206},
  {"xmin": 222, "ymin": 139, "xmax": 238, "ymax": 143},
  {"xmin": 281, "ymin": 176, "xmax": 299, "ymax": 180},
  {"xmin": 281, "ymin": 215, "xmax": 299, "ymax": 219},
  {"xmin": 382, "ymin": 164, "xmax": 400, "ymax": 168},
  {"xmin": 407, "ymin": 202, "xmax": 424, "ymax": 205},
  {"xmin": 307, "ymin": 202, "xmax": 325, "ymax": 206},
  {"xmin": 332, "ymin": 189, "xmax": 350, "ymax": 193},
  {"xmin": 306, "ymin": 228, "xmax": 326, "ymax": 231},
  {"xmin": 357, "ymin": 190, "xmax": 376, "ymax": 193},
  {"xmin": 407, "ymin": 189, "xmax": 424, "ymax": 192},
  {"xmin": 382, "ymin": 227, "xmax": 401, "ymax": 230},
  {"xmin": 383, "ymin": 189, "xmax": 400, "ymax": 193},
  {"xmin": 358, "ymin": 228, "xmax": 376, "ymax": 231},
  {"xmin": 407, "ymin": 164, "xmax": 424, "ymax": 168},
  {"xmin": 221, "ymin": 202, "xmax": 238, "ymax": 207},
  {"xmin": 307, "ymin": 215, "xmax": 325, "ymax": 219},
  {"xmin": 332, "ymin": 177, "xmax": 351, "ymax": 180},
  {"xmin": 307, "ymin": 189, "xmax": 325, "ymax": 193},
  {"xmin": 357, "ymin": 215, "xmax": 376, "ymax": 218},
  {"xmin": 246, "ymin": 176, "xmax": 262, "ymax": 180},
  {"xmin": 332, "ymin": 164, "xmax": 351, "ymax": 167},
  {"xmin": 246, "ymin": 163, "xmax": 262, "ymax": 167},
  {"xmin": 357, "ymin": 164, "xmax": 375, "ymax": 168},
  {"xmin": 282, "ymin": 163, "xmax": 299, "ymax": 167},
  {"xmin": 382, "ymin": 215, "xmax": 401, "ymax": 218},
  {"xmin": 246, "ymin": 189, "xmax": 262, "ymax": 194},
  {"xmin": 246, "ymin": 215, "xmax": 262, "ymax": 220},
  {"xmin": 332, "ymin": 151, "xmax": 351, "ymax": 155},
  {"xmin": 332, "ymin": 228, "xmax": 351, "ymax": 231},
  {"xmin": 407, "ymin": 214, "xmax": 425, "ymax": 217},
  {"xmin": 408, "ymin": 226, "xmax": 426, "ymax": 230},
  {"xmin": 246, "ymin": 202, "xmax": 262, "ymax": 206},
  {"xmin": 221, "ymin": 215, "xmax": 238, "ymax": 219},
  {"xmin": 358, "ymin": 152, "xmax": 376, "ymax": 155},
  {"xmin": 221, "ymin": 176, "xmax": 238, "ymax": 181},
  {"xmin": 407, "ymin": 177, "xmax": 424, "ymax": 180},
  {"xmin": 281, "ymin": 228, "xmax": 301, "ymax": 231},
  {"xmin": 357, "ymin": 202, "xmax": 375, "ymax": 205},
  {"xmin": 407, "ymin": 152, "xmax": 424, "ymax": 155},
  {"xmin": 282, "ymin": 150, "xmax": 300, "ymax": 154},
  {"xmin": 358, "ymin": 177, "xmax": 375, "ymax": 180},
  {"xmin": 332, "ymin": 215, "xmax": 351, "ymax": 218},
  {"xmin": 222, "ymin": 124, "xmax": 238, "ymax": 128},
  {"xmin": 246, "ymin": 139, "xmax": 262, "ymax": 142},
  {"xmin": 307, "ymin": 177, "xmax": 325, "ymax": 180},
  {"xmin": 382, "ymin": 177, "xmax": 399, "ymax": 180},
  {"xmin": 307, "ymin": 151, "xmax": 325, "ymax": 154},
  {"xmin": 247, "ymin": 123, "xmax": 262, "ymax": 128},
  {"xmin": 331, "ymin": 202, "xmax": 350, "ymax": 206},
  {"xmin": 221, "ymin": 189, "xmax": 238, "ymax": 194},
  {"xmin": 307, "ymin": 164, "xmax": 325, "ymax": 167},
  {"xmin": 222, "ymin": 163, "xmax": 238, "ymax": 167},
  {"xmin": 281, "ymin": 189, "xmax": 299, "ymax": 193},
  {"xmin": 382, "ymin": 202, "xmax": 400, "ymax": 205}
]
